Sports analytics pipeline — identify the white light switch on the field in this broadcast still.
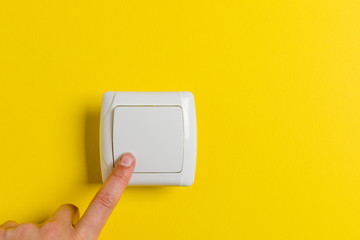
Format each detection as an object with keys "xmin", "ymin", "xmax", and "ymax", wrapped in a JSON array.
[
  {"xmin": 100, "ymin": 91, "xmax": 197, "ymax": 186},
  {"xmin": 113, "ymin": 106, "xmax": 184, "ymax": 173}
]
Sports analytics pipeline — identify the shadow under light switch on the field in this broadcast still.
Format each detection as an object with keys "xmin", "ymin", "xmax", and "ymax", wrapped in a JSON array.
[{"xmin": 100, "ymin": 92, "xmax": 197, "ymax": 186}]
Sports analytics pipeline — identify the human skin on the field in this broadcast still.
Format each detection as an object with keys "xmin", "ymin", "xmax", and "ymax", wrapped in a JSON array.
[{"xmin": 0, "ymin": 153, "xmax": 136, "ymax": 240}]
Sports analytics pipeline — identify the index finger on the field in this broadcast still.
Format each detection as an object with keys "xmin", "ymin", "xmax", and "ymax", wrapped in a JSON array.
[{"xmin": 75, "ymin": 153, "xmax": 135, "ymax": 239}]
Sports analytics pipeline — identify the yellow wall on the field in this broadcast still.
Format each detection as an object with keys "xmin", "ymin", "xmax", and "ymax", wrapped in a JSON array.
[{"xmin": 1, "ymin": 1, "xmax": 360, "ymax": 239}]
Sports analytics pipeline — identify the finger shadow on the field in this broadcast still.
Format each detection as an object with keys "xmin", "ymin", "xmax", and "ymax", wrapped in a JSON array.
[{"xmin": 124, "ymin": 186, "xmax": 177, "ymax": 200}]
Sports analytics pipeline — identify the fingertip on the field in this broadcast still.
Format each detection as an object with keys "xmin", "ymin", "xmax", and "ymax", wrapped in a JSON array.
[{"xmin": 118, "ymin": 152, "xmax": 136, "ymax": 167}]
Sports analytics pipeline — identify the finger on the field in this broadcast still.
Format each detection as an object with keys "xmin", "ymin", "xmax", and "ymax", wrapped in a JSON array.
[
  {"xmin": 47, "ymin": 204, "xmax": 80, "ymax": 226},
  {"xmin": 75, "ymin": 153, "xmax": 135, "ymax": 238},
  {"xmin": 0, "ymin": 221, "xmax": 18, "ymax": 229}
]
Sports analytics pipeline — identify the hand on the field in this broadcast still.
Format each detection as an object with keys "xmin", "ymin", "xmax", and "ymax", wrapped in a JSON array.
[{"xmin": 0, "ymin": 153, "xmax": 136, "ymax": 240}]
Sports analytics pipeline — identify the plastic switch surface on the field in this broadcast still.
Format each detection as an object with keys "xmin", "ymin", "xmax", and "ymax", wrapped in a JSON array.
[{"xmin": 113, "ymin": 106, "xmax": 184, "ymax": 173}]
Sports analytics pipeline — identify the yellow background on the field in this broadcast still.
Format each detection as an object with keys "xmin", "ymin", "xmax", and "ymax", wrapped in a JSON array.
[{"xmin": 1, "ymin": 1, "xmax": 360, "ymax": 239}]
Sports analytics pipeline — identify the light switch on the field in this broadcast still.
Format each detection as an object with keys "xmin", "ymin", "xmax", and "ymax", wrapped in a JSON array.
[
  {"xmin": 100, "ymin": 91, "xmax": 197, "ymax": 186},
  {"xmin": 112, "ymin": 106, "xmax": 184, "ymax": 173}
]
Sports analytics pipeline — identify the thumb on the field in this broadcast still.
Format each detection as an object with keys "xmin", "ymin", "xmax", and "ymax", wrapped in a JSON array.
[{"xmin": 47, "ymin": 204, "xmax": 80, "ymax": 226}]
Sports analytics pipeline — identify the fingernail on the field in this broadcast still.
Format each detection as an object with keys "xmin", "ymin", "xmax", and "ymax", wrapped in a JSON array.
[{"xmin": 119, "ymin": 153, "xmax": 134, "ymax": 167}]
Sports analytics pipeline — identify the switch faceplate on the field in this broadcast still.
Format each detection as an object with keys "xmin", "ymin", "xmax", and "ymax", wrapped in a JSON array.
[
  {"xmin": 113, "ymin": 106, "xmax": 184, "ymax": 173},
  {"xmin": 100, "ymin": 91, "xmax": 197, "ymax": 186}
]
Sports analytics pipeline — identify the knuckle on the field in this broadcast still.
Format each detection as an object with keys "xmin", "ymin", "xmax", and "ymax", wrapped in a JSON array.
[
  {"xmin": 43, "ymin": 221, "xmax": 61, "ymax": 231},
  {"xmin": 41, "ymin": 221, "xmax": 62, "ymax": 235},
  {"xmin": 41, "ymin": 221, "xmax": 75, "ymax": 239},
  {"xmin": 17, "ymin": 223, "xmax": 38, "ymax": 234},
  {"xmin": 94, "ymin": 191, "xmax": 116, "ymax": 209}
]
